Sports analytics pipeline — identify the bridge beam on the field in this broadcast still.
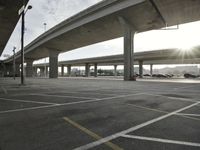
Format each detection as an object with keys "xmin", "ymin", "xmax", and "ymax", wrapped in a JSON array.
[
  {"xmin": 94, "ymin": 63, "xmax": 98, "ymax": 77},
  {"xmin": 119, "ymin": 17, "xmax": 136, "ymax": 81},
  {"xmin": 139, "ymin": 60, "xmax": 143, "ymax": 78},
  {"xmin": 48, "ymin": 49, "xmax": 60, "ymax": 78},
  {"xmin": 25, "ymin": 59, "xmax": 34, "ymax": 77}
]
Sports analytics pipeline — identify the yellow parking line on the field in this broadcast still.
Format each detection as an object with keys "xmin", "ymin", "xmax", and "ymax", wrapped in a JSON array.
[{"xmin": 63, "ymin": 117, "xmax": 123, "ymax": 150}]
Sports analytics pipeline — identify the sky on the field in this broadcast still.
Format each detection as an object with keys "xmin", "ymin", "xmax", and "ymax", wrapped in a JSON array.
[{"xmin": 1, "ymin": 0, "xmax": 200, "ymax": 69}]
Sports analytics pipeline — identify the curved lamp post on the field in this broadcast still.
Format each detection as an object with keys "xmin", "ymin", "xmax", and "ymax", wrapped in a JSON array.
[{"xmin": 18, "ymin": 4, "xmax": 32, "ymax": 85}]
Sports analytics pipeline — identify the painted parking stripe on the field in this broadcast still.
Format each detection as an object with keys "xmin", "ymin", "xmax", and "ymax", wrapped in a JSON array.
[
  {"xmin": 0, "ymin": 93, "xmax": 143, "ymax": 115},
  {"xmin": 177, "ymin": 113, "xmax": 200, "ymax": 117},
  {"xmin": 127, "ymin": 103, "xmax": 200, "ymax": 122},
  {"xmin": 48, "ymin": 91, "xmax": 117, "ymax": 96},
  {"xmin": 63, "ymin": 117, "xmax": 123, "ymax": 150},
  {"xmin": 0, "ymin": 86, "xmax": 7, "ymax": 94},
  {"xmin": 173, "ymin": 85, "xmax": 200, "ymax": 90},
  {"xmin": 127, "ymin": 103, "xmax": 168, "ymax": 114},
  {"xmin": 0, "ymin": 104, "xmax": 59, "ymax": 114},
  {"xmin": 142, "ymin": 93, "xmax": 198, "ymax": 103},
  {"xmin": 0, "ymin": 97, "xmax": 57, "ymax": 105},
  {"xmin": 30, "ymin": 93, "xmax": 95, "ymax": 100},
  {"xmin": 121, "ymin": 135, "xmax": 200, "ymax": 147},
  {"xmin": 74, "ymin": 101, "xmax": 200, "ymax": 150}
]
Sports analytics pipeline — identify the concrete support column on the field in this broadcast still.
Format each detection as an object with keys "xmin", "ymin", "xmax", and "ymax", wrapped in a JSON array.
[
  {"xmin": 6, "ymin": 63, "xmax": 13, "ymax": 76},
  {"xmin": 114, "ymin": 65, "xmax": 117, "ymax": 76},
  {"xmin": 32, "ymin": 67, "xmax": 37, "ymax": 77},
  {"xmin": 67, "ymin": 65, "xmax": 71, "ymax": 77},
  {"xmin": 139, "ymin": 60, "xmax": 143, "ymax": 78},
  {"xmin": 48, "ymin": 49, "xmax": 60, "ymax": 78},
  {"xmin": 40, "ymin": 67, "xmax": 45, "ymax": 77},
  {"xmin": 4, "ymin": 63, "xmax": 12, "ymax": 76},
  {"xmin": 0, "ymin": 62, "xmax": 5, "ymax": 77},
  {"xmin": 150, "ymin": 64, "xmax": 153, "ymax": 76},
  {"xmin": 45, "ymin": 67, "xmax": 49, "ymax": 77},
  {"xmin": 119, "ymin": 17, "xmax": 136, "ymax": 81},
  {"xmin": 94, "ymin": 63, "xmax": 98, "ymax": 77},
  {"xmin": 61, "ymin": 65, "xmax": 64, "ymax": 77},
  {"xmin": 25, "ymin": 59, "xmax": 34, "ymax": 77},
  {"xmin": 85, "ymin": 63, "xmax": 90, "ymax": 77},
  {"xmin": 15, "ymin": 64, "xmax": 20, "ymax": 77}
]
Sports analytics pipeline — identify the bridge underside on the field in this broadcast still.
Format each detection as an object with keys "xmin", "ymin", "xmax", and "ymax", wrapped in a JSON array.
[
  {"xmin": 0, "ymin": 0, "xmax": 26, "ymax": 56},
  {"xmin": 3, "ymin": 0, "xmax": 200, "ymax": 80}
]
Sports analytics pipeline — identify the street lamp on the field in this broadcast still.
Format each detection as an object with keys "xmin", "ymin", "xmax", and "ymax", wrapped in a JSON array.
[
  {"xmin": 18, "ymin": 3, "xmax": 32, "ymax": 85},
  {"xmin": 13, "ymin": 46, "xmax": 16, "ymax": 80}
]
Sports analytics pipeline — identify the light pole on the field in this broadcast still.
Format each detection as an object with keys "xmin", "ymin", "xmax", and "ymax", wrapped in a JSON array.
[
  {"xmin": 19, "ymin": 3, "xmax": 32, "ymax": 85},
  {"xmin": 43, "ymin": 23, "xmax": 47, "ymax": 77},
  {"xmin": 13, "ymin": 46, "xmax": 16, "ymax": 80}
]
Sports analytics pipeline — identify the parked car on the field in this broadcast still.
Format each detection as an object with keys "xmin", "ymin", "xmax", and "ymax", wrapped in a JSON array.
[
  {"xmin": 152, "ymin": 74, "xmax": 167, "ymax": 78},
  {"xmin": 143, "ymin": 74, "xmax": 151, "ymax": 77},
  {"xmin": 184, "ymin": 73, "xmax": 197, "ymax": 78},
  {"xmin": 165, "ymin": 74, "xmax": 174, "ymax": 78}
]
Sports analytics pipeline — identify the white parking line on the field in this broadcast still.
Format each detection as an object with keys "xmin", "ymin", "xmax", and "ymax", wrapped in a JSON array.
[
  {"xmin": 0, "ymin": 97, "xmax": 57, "ymax": 105},
  {"xmin": 0, "ymin": 93, "xmax": 143, "ymax": 115},
  {"xmin": 127, "ymin": 103, "xmax": 167, "ymax": 114},
  {"xmin": 74, "ymin": 101, "xmax": 200, "ymax": 150},
  {"xmin": 30, "ymin": 93, "xmax": 94, "ymax": 100},
  {"xmin": 127, "ymin": 103, "xmax": 200, "ymax": 122},
  {"xmin": 49, "ymin": 91, "xmax": 117, "ymax": 96},
  {"xmin": 143, "ymin": 93, "xmax": 198, "ymax": 103},
  {"xmin": 177, "ymin": 113, "xmax": 200, "ymax": 117},
  {"xmin": 173, "ymin": 85, "xmax": 200, "ymax": 90},
  {"xmin": 121, "ymin": 135, "xmax": 200, "ymax": 147},
  {"xmin": 0, "ymin": 86, "xmax": 7, "ymax": 94},
  {"xmin": 0, "ymin": 104, "xmax": 59, "ymax": 114}
]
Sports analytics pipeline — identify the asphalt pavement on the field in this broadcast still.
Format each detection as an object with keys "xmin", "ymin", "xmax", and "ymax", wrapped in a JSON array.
[{"xmin": 0, "ymin": 77, "xmax": 199, "ymax": 150}]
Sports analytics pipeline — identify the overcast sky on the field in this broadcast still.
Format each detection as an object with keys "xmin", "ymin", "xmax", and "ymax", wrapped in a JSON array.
[{"xmin": 1, "ymin": 0, "xmax": 200, "ymax": 69}]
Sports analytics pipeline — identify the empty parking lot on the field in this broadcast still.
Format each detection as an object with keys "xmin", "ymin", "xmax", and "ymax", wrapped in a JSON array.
[{"xmin": 0, "ymin": 77, "xmax": 200, "ymax": 150}]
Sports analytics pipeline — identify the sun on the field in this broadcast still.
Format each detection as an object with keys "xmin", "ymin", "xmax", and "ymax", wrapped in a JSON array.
[
  {"xmin": 176, "ymin": 35, "xmax": 197, "ymax": 52},
  {"xmin": 178, "ymin": 43, "xmax": 194, "ymax": 52}
]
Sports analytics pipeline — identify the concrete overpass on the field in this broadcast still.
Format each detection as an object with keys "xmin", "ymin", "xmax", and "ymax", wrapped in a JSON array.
[
  {"xmin": 0, "ymin": 0, "xmax": 28, "ymax": 56},
  {"xmin": 33, "ymin": 48, "xmax": 200, "ymax": 78},
  {"xmin": 3, "ymin": 0, "xmax": 200, "ymax": 80},
  {"xmin": 57, "ymin": 48, "xmax": 200, "ymax": 65}
]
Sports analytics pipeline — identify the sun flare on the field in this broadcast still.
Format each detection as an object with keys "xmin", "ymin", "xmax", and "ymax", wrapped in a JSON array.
[
  {"xmin": 178, "ymin": 43, "xmax": 195, "ymax": 52},
  {"xmin": 176, "ymin": 34, "xmax": 197, "ymax": 52}
]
